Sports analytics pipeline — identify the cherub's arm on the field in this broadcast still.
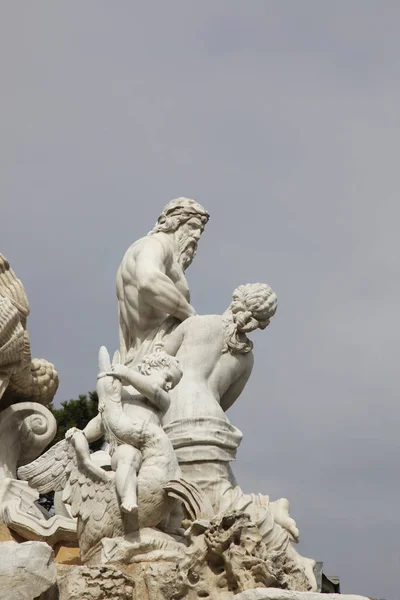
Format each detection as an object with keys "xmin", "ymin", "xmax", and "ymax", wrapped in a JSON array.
[
  {"xmin": 81, "ymin": 414, "xmax": 104, "ymax": 443},
  {"xmin": 110, "ymin": 365, "xmax": 170, "ymax": 412},
  {"xmin": 146, "ymin": 384, "xmax": 171, "ymax": 413},
  {"xmin": 219, "ymin": 353, "xmax": 254, "ymax": 412}
]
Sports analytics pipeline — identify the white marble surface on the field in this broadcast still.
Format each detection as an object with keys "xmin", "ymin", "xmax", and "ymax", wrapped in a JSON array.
[
  {"xmin": 235, "ymin": 590, "xmax": 370, "ymax": 600},
  {"xmin": 0, "ymin": 252, "xmax": 59, "ymax": 408},
  {"xmin": 18, "ymin": 346, "xmax": 208, "ymax": 562},
  {"xmin": 0, "ymin": 540, "xmax": 57, "ymax": 600},
  {"xmin": 161, "ymin": 284, "xmax": 315, "ymax": 589},
  {"xmin": 1, "ymin": 203, "xmax": 370, "ymax": 596},
  {"xmin": 116, "ymin": 198, "xmax": 209, "ymax": 365}
]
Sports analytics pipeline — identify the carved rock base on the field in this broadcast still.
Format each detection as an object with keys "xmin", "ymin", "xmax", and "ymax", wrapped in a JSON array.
[
  {"xmin": 0, "ymin": 520, "xmax": 25, "ymax": 542},
  {"xmin": 54, "ymin": 542, "xmax": 81, "ymax": 565},
  {"xmin": 0, "ymin": 540, "xmax": 372, "ymax": 600},
  {"xmin": 56, "ymin": 564, "xmax": 372, "ymax": 600},
  {"xmin": 0, "ymin": 540, "xmax": 57, "ymax": 600},
  {"xmin": 235, "ymin": 591, "xmax": 370, "ymax": 600},
  {"xmin": 57, "ymin": 564, "xmax": 135, "ymax": 600},
  {"xmin": 57, "ymin": 562, "xmax": 196, "ymax": 600}
]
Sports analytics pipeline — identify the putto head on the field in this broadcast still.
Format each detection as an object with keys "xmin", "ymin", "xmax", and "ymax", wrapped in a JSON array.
[
  {"xmin": 137, "ymin": 344, "xmax": 182, "ymax": 390},
  {"xmin": 223, "ymin": 283, "xmax": 278, "ymax": 354},
  {"xmin": 137, "ymin": 347, "xmax": 180, "ymax": 374}
]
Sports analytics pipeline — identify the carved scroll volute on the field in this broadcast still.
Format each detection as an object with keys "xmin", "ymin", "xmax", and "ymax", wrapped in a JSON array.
[{"xmin": 0, "ymin": 402, "xmax": 57, "ymax": 481}]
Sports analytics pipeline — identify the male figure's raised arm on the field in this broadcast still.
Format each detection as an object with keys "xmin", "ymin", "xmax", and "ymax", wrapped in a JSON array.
[
  {"xmin": 219, "ymin": 353, "xmax": 254, "ymax": 412},
  {"xmin": 135, "ymin": 238, "xmax": 196, "ymax": 322}
]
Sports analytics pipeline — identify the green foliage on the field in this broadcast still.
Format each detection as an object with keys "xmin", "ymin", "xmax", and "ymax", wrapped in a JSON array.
[{"xmin": 48, "ymin": 391, "xmax": 104, "ymax": 451}]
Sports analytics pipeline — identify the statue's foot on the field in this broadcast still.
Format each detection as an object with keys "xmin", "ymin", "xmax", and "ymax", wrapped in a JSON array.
[
  {"xmin": 270, "ymin": 497, "xmax": 299, "ymax": 542},
  {"xmin": 121, "ymin": 500, "xmax": 138, "ymax": 516},
  {"xmin": 286, "ymin": 544, "xmax": 317, "ymax": 591},
  {"xmin": 299, "ymin": 555, "xmax": 317, "ymax": 591}
]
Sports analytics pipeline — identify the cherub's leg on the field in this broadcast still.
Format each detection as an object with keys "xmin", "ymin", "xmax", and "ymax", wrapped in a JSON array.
[
  {"xmin": 70, "ymin": 429, "xmax": 109, "ymax": 482},
  {"xmin": 111, "ymin": 444, "xmax": 142, "ymax": 514}
]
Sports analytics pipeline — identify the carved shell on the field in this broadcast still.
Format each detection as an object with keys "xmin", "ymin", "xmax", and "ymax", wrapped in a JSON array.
[
  {"xmin": 0, "ymin": 253, "xmax": 59, "ymax": 406},
  {"xmin": 0, "ymin": 253, "xmax": 29, "ymax": 325},
  {"xmin": 0, "ymin": 295, "xmax": 25, "ymax": 371},
  {"xmin": 1, "ymin": 402, "xmax": 57, "ymax": 478},
  {"xmin": 8, "ymin": 356, "xmax": 59, "ymax": 405}
]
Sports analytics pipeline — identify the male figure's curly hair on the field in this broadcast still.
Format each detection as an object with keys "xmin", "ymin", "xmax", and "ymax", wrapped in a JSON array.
[
  {"xmin": 148, "ymin": 197, "xmax": 209, "ymax": 235},
  {"xmin": 137, "ymin": 344, "xmax": 181, "ymax": 376},
  {"xmin": 223, "ymin": 283, "xmax": 277, "ymax": 355}
]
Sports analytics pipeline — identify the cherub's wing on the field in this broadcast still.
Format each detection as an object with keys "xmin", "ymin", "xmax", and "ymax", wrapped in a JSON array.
[
  {"xmin": 19, "ymin": 433, "xmax": 123, "ymax": 561},
  {"xmin": 61, "ymin": 456, "xmax": 122, "ymax": 562},
  {"xmin": 73, "ymin": 476, "xmax": 123, "ymax": 563},
  {"xmin": 17, "ymin": 439, "xmax": 72, "ymax": 493},
  {"xmin": 61, "ymin": 459, "xmax": 114, "ymax": 521},
  {"xmin": 63, "ymin": 473, "xmax": 120, "ymax": 524}
]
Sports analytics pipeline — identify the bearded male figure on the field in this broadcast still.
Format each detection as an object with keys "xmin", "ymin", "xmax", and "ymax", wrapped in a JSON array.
[
  {"xmin": 163, "ymin": 283, "xmax": 316, "ymax": 590},
  {"xmin": 116, "ymin": 198, "xmax": 209, "ymax": 365}
]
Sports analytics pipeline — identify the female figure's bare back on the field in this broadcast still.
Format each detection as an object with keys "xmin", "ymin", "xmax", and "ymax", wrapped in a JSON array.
[{"xmin": 163, "ymin": 315, "xmax": 254, "ymax": 425}]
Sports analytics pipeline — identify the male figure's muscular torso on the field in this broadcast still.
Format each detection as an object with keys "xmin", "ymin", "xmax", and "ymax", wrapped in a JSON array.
[{"xmin": 117, "ymin": 233, "xmax": 191, "ymax": 358}]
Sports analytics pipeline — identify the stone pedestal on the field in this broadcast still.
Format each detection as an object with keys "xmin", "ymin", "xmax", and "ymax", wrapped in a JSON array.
[
  {"xmin": 55, "ymin": 563, "xmax": 373, "ymax": 600},
  {"xmin": 235, "ymin": 591, "xmax": 370, "ymax": 600},
  {"xmin": 56, "ymin": 564, "xmax": 135, "ymax": 600},
  {"xmin": 0, "ymin": 540, "xmax": 57, "ymax": 600}
]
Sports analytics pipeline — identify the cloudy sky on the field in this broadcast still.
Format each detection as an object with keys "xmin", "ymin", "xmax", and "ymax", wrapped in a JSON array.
[{"xmin": 1, "ymin": 2, "xmax": 399, "ymax": 597}]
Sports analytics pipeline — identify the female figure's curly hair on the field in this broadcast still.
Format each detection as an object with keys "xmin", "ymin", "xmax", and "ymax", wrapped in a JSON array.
[{"xmin": 223, "ymin": 283, "xmax": 277, "ymax": 354}]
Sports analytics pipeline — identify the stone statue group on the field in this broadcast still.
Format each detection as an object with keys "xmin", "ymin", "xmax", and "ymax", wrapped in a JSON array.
[{"xmin": 0, "ymin": 199, "xmax": 318, "ymax": 598}]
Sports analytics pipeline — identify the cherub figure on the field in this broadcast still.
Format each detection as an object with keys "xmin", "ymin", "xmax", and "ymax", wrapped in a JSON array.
[
  {"xmin": 68, "ymin": 344, "xmax": 183, "ymax": 516},
  {"xmin": 18, "ymin": 346, "xmax": 210, "ymax": 562}
]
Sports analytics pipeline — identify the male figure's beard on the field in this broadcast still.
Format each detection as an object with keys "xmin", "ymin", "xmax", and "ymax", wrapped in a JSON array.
[{"xmin": 175, "ymin": 234, "xmax": 198, "ymax": 270}]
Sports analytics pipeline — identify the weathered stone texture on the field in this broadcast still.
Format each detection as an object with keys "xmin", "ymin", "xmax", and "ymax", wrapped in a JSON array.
[
  {"xmin": 57, "ymin": 564, "xmax": 135, "ymax": 600},
  {"xmin": 0, "ymin": 540, "xmax": 57, "ymax": 600}
]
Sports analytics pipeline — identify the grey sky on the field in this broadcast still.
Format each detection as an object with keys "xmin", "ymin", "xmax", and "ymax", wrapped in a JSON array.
[{"xmin": 1, "ymin": 2, "xmax": 399, "ymax": 597}]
